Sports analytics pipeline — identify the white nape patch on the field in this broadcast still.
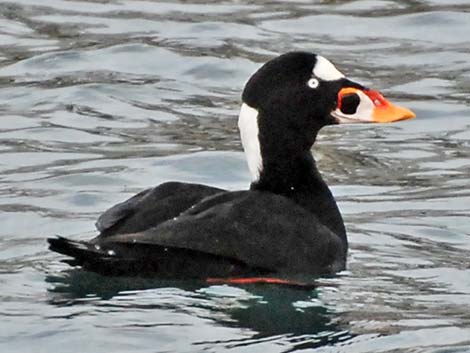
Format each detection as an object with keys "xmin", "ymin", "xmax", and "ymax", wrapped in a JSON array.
[
  {"xmin": 313, "ymin": 56, "xmax": 345, "ymax": 81},
  {"xmin": 238, "ymin": 103, "xmax": 262, "ymax": 182}
]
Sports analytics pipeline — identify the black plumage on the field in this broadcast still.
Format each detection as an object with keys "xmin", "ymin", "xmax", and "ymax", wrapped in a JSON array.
[{"xmin": 48, "ymin": 52, "xmax": 381, "ymax": 279}]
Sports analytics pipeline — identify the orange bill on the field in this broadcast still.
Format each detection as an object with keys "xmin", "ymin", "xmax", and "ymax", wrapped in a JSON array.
[{"xmin": 333, "ymin": 87, "xmax": 415, "ymax": 124}]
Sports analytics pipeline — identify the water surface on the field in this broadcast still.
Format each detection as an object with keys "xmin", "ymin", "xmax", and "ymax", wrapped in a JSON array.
[{"xmin": 1, "ymin": 1, "xmax": 470, "ymax": 352}]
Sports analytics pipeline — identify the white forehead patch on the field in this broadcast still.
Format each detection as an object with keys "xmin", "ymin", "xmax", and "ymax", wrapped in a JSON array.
[{"xmin": 313, "ymin": 56, "xmax": 345, "ymax": 81}]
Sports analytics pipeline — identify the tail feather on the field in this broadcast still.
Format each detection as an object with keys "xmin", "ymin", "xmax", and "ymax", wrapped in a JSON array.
[
  {"xmin": 48, "ymin": 236, "xmax": 106, "ymax": 262},
  {"xmin": 48, "ymin": 236, "xmax": 134, "ymax": 275},
  {"xmin": 47, "ymin": 236, "xmax": 265, "ymax": 278}
]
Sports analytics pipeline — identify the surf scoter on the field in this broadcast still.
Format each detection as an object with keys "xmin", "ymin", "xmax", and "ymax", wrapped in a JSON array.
[{"xmin": 48, "ymin": 52, "xmax": 415, "ymax": 280}]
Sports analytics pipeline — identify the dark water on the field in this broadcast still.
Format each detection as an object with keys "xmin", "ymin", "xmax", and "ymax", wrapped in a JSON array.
[{"xmin": 1, "ymin": 1, "xmax": 470, "ymax": 352}]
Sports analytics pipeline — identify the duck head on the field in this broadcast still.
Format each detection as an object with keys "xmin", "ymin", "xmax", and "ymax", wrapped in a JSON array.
[{"xmin": 238, "ymin": 52, "xmax": 415, "ymax": 182}]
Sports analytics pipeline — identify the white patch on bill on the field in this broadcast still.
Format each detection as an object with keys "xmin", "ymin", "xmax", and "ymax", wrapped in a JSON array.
[
  {"xmin": 238, "ymin": 103, "xmax": 262, "ymax": 181},
  {"xmin": 332, "ymin": 90, "xmax": 375, "ymax": 123},
  {"xmin": 313, "ymin": 56, "xmax": 345, "ymax": 81}
]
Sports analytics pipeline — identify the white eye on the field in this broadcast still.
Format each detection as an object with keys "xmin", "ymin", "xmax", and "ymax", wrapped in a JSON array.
[{"xmin": 307, "ymin": 78, "xmax": 319, "ymax": 89}]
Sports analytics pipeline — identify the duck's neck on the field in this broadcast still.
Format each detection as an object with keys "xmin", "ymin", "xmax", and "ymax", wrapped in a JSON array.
[
  {"xmin": 238, "ymin": 103, "xmax": 346, "ymax": 239},
  {"xmin": 253, "ymin": 149, "xmax": 345, "ymax": 239},
  {"xmin": 252, "ymin": 149, "xmax": 320, "ymax": 194}
]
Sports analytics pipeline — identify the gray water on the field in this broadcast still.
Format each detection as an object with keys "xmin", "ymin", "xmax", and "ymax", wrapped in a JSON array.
[{"xmin": 1, "ymin": 1, "xmax": 470, "ymax": 352}]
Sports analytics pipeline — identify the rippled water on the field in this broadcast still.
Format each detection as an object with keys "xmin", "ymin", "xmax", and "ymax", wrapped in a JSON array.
[{"xmin": 1, "ymin": 1, "xmax": 470, "ymax": 352}]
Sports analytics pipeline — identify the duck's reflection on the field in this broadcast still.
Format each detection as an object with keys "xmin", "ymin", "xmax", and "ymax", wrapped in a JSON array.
[{"xmin": 46, "ymin": 269, "xmax": 352, "ymax": 351}]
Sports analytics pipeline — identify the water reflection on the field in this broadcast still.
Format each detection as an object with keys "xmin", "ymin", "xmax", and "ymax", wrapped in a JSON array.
[{"xmin": 46, "ymin": 269, "xmax": 350, "ymax": 351}]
